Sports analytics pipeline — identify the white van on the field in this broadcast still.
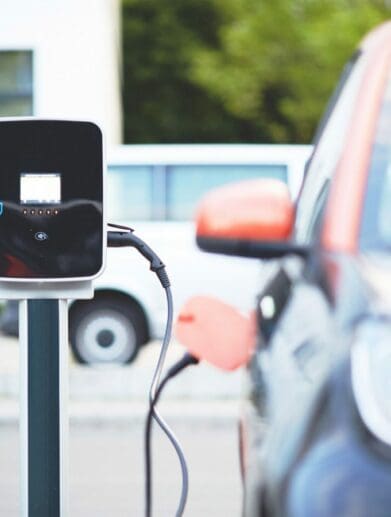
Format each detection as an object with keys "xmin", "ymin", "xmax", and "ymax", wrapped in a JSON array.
[{"xmin": 67, "ymin": 144, "xmax": 313, "ymax": 363}]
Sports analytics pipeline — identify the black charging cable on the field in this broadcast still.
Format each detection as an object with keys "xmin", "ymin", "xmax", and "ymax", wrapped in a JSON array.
[
  {"xmin": 145, "ymin": 353, "xmax": 199, "ymax": 517},
  {"xmin": 107, "ymin": 224, "xmax": 192, "ymax": 517}
]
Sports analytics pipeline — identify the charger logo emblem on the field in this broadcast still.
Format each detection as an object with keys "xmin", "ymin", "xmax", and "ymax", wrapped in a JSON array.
[{"xmin": 35, "ymin": 231, "xmax": 48, "ymax": 241}]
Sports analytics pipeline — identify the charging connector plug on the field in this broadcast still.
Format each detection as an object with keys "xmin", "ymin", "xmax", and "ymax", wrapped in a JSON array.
[{"xmin": 107, "ymin": 229, "xmax": 170, "ymax": 288}]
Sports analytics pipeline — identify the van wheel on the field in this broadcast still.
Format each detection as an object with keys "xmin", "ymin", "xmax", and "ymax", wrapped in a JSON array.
[{"xmin": 69, "ymin": 297, "xmax": 146, "ymax": 364}]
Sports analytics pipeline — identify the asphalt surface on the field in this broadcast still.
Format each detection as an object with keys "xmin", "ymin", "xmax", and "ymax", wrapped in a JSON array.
[
  {"xmin": 0, "ymin": 335, "xmax": 244, "ymax": 515},
  {"xmin": 0, "ymin": 336, "xmax": 243, "ymax": 406},
  {"xmin": 0, "ymin": 423, "xmax": 242, "ymax": 516}
]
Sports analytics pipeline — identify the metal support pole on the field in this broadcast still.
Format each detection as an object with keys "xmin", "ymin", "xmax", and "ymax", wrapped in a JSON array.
[{"xmin": 20, "ymin": 299, "xmax": 68, "ymax": 517}]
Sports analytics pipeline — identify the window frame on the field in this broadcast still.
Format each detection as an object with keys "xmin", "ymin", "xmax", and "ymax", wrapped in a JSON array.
[
  {"xmin": 294, "ymin": 52, "xmax": 366, "ymax": 245},
  {"xmin": 360, "ymin": 67, "xmax": 391, "ymax": 251}
]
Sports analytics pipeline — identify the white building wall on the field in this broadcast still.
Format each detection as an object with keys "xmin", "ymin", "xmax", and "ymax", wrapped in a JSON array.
[{"xmin": 0, "ymin": 0, "xmax": 122, "ymax": 144}]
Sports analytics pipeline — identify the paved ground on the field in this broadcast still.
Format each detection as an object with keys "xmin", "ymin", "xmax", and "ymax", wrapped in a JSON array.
[
  {"xmin": 0, "ymin": 422, "xmax": 242, "ymax": 516},
  {"xmin": 0, "ymin": 335, "xmax": 242, "ymax": 405},
  {"xmin": 0, "ymin": 335, "xmax": 244, "ymax": 515}
]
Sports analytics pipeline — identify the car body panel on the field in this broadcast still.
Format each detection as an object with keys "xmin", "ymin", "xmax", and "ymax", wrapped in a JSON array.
[
  {"xmin": 240, "ymin": 21, "xmax": 391, "ymax": 517},
  {"xmin": 323, "ymin": 26, "xmax": 391, "ymax": 253}
]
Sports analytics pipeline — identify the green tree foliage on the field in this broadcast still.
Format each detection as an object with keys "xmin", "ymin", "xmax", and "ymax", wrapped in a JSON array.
[
  {"xmin": 122, "ymin": 0, "xmax": 258, "ymax": 143},
  {"xmin": 190, "ymin": 0, "xmax": 391, "ymax": 142},
  {"xmin": 122, "ymin": 0, "xmax": 390, "ymax": 143}
]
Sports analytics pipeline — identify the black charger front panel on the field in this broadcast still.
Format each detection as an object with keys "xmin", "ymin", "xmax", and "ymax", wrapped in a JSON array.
[{"xmin": 0, "ymin": 120, "xmax": 104, "ymax": 279}]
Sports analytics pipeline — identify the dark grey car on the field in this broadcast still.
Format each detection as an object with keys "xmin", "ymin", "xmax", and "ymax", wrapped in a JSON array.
[{"xmin": 195, "ymin": 21, "xmax": 391, "ymax": 516}]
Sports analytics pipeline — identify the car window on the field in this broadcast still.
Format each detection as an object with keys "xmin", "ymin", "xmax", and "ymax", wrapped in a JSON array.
[
  {"xmin": 166, "ymin": 164, "xmax": 287, "ymax": 221},
  {"xmin": 310, "ymin": 51, "xmax": 361, "ymax": 147},
  {"xmin": 361, "ymin": 69, "xmax": 391, "ymax": 249},
  {"xmin": 295, "ymin": 54, "xmax": 366, "ymax": 244},
  {"xmin": 107, "ymin": 165, "xmax": 153, "ymax": 221}
]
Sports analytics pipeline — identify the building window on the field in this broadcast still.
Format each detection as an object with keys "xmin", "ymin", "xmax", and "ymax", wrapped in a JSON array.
[{"xmin": 0, "ymin": 51, "xmax": 33, "ymax": 116}]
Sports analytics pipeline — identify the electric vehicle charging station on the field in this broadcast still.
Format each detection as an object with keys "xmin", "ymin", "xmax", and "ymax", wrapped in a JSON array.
[{"xmin": 0, "ymin": 119, "xmax": 105, "ymax": 516}]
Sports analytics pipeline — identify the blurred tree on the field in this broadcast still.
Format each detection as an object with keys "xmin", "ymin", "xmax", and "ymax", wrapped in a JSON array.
[
  {"xmin": 122, "ymin": 0, "xmax": 390, "ymax": 143},
  {"xmin": 122, "ymin": 0, "xmax": 258, "ymax": 143},
  {"xmin": 190, "ymin": 0, "xmax": 391, "ymax": 142}
]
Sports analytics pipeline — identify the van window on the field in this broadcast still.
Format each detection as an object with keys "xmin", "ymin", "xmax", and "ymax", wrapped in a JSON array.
[
  {"xmin": 107, "ymin": 165, "xmax": 153, "ymax": 221},
  {"xmin": 108, "ymin": 162, "xmax": 288, "ymax": 222},
  {"xmin": 166, "ymin": 164, "xmax": 287, "ymax": 220}
]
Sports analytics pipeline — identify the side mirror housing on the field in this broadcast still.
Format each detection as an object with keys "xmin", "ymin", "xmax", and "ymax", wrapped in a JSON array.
[{"xmin": 196, "ymin": 179, "xmax": 308, "ymax": 259}]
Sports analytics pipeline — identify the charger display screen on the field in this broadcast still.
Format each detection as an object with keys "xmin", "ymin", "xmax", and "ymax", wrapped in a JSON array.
[{"xmin": 20, "ymin": 173, "xmax": 61, "ymax": 204}]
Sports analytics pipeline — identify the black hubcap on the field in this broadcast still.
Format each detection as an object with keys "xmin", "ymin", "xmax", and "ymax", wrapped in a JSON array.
[{"xmin": 97, "ymin": 329, "xmax": 115, "ymax": 348}]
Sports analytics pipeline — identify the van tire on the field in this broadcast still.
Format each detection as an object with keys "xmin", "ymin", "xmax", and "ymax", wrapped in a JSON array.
[{"xmin": 69, "ymin": 297, "xmax": 146, "ymax": 364}]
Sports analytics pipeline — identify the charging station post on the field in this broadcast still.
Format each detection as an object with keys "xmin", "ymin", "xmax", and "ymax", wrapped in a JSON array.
[
  {"xmin": 16, "ymin": 284, "xmax": 93, "ymax": 517},
  {"xmin": 20, "ymin": 298, "xmax": 67, "ymax": 516},
  {"xmin": 0, "ymin": 119, "xmax": 105, "ymax": 517}
]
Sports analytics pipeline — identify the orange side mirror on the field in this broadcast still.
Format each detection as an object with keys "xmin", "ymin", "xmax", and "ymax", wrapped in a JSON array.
[{"xmin": 195, "ymin": 179, "xmax": 298, "ymax": 259}]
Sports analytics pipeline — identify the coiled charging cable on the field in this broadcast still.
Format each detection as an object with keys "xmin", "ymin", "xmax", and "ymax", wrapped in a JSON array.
[
  {"xmin": 145, "ymin": 353, "xmax": 199, "ymax": 516},
  {"xmin": 107, "ymin": 224, "xmax": 196, "ymax": 516}
]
